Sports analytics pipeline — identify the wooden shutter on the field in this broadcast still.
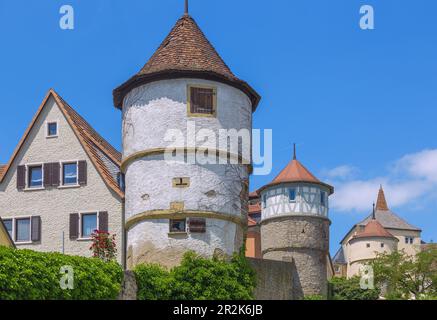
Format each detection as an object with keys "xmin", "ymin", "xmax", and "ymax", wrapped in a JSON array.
[
  {"xmin": 78, "ymin": 161, "xmax": 87, "ymax": 186},
  {"xmin": 43, "ymin": 163, "xmax": 51, "ymax": 187},
  {"xmin": 99, "ymin": 211, "xmax": 108, "ymax": 232},
  {"xmin": 189, "ymin": 218, "xmax": 206, "ymax": 233},
  {"xmin": 69, "ymin": 213, "xmax": 79, "ymax": 240},
  {"xmin": 51, "ymin": 162, "xmax": 60, "ymax": 187},
  {"xmin": 17, "ymin": 165, "xmax": 26, "ymax": 190},
  {"xmin": 31, "ymin": 216, "xmax": 41, "ymax": 242}
]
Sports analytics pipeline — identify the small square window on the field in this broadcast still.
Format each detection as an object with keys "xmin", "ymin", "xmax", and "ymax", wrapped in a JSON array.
[
  {"xmin": 289, "ymin": 188, "xmax": 297, "ymax": 202},
  {"xmin": 188, "ymin": 86, "xmax": 216, "ymax": 116},
  {"xmin": 63, "ymin": 163, "xmax": 78, "ymax": 185},
  {"xmin": 28, "ymin": 165, "xmax": 43, "ymax": 188},
  {"xmin": 381, "ymin": 243, "xmax": 385, "ymax": 248},
  {"xmin": 47, "ymin": 122, "xmax": 58, "ymax": 137},
  {"xmin": 3, "ymin": 219, "xmax": 13, "ymax": 239},
  {"xmin": 81, "ymin": 213, "xmax": 97, "ymax": 238},
  {"xmin": 170, "ymin": 219, "xmax": 186, "ymax": 233},
  {"xmin": 16, "ymin": 218, "xmax": 31, "ymax": 242},
  {"xmin": 366, "ymin": 243, "xmax": 371, "ymax": 248}
]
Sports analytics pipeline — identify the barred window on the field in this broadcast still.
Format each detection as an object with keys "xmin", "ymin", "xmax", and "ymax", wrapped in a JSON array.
[{"xmin": 189, "ymin": 86, "xmax": 216, "ymax": 115}]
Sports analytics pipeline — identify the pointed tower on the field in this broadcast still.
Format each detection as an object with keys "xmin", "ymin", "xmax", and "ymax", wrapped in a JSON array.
[
  {"xmin": 258, "ymin": 149, "xmax": 334, "ymax": 298},
  {"xmin": 114, "ymin": 8, "xmax": 260, "ymax": 269}
]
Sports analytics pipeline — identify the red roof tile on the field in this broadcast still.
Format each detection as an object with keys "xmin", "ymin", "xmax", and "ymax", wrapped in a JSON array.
[
  {"xmin": 113, "ymin": 15, "xmax": 260, "ymax": 109},
  {"xmin": 261, "ymin": 159, "xmax": 334, "ymax": 194},
  {"xmin": 376, "ymin": 185, "xmax": 389, "ymax": 211},
  {"xmin": 248, "ymin": 216, "xmax": 257, "ymax": 227},
  {"xmin": 352, "ymin": 219, "xmax": 397, "ymax": 240}
]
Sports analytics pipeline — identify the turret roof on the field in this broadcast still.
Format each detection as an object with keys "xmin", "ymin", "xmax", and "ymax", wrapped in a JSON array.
[
  {"xmin": 113, "ymin": 14, "xmax": 260, "ymax": 109},
  {"xmin": 351, "ymin": 219, "xmax": 397, "ymax": 241}
]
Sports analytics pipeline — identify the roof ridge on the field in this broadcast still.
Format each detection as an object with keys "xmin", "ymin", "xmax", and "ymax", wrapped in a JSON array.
[{"xmin": 56, "ymin": 96, "xmax": 121, "ymax": 164}]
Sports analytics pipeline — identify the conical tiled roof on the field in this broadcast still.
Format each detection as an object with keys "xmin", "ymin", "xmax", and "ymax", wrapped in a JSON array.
[
  {"xmin": 351, "ymin": 219, "xmax": 397, "ymax": 240},
  {"xmin": 376, "ymin": 186, "xmax": 389, "ymax": 211},
  {"xmin": 261, "ymin": 158, "xmax": 334, "ymax": 194},
  {"xmin": 113, "ymin": 14, "xmax": 260, "ymax": 109},
  {"xmin": 138, "ymin": 15, "xmax": 235, "ymax": 79}
]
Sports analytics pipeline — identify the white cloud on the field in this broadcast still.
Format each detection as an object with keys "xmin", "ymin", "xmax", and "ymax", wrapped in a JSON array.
[
  {"xmin": 322, "ymin": 165, "xmax": 358, "ymax": 180},
  {"xmin": 327, "ymin": 149, "xmax": 437, "ymax": 213}
]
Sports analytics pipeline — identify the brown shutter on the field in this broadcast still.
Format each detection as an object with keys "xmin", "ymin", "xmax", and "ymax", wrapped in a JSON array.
[
  {"xmin": 189, "ymin": 218, "xmax": 206, "ymax": 233},
  {"xmin": 78, "ymin": 161, "xmax": 87, "ymax": 186},
  {"xmin": 51, "ymin": 162, "xmax": 60, "ymax": 187},
  {"xmin": 99, "ymin": 211, "xmax": 108, "ymax": 232},
  {"xmin": 43, "ymin": 163, "xmax": 51, "ymax": 187},
  {"xmin": 17, "ymin": 165, "xmax": 26, "ymax": 190},
  {"xmin": 69, "ymin": 213, "xmax": 79, "ymax": 240},
  {"xmin": 31, "ymin": 216, "xmax": 41, "ymax": 242}
]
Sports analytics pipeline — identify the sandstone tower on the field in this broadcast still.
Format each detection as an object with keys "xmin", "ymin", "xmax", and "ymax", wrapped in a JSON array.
[
  {"xmin": 113, "ymin": 9, "xmax": 260, "ymax": 269},
  {"xmin": 259, "ymin": 149, "xmax": 334, "ymax": 298}
]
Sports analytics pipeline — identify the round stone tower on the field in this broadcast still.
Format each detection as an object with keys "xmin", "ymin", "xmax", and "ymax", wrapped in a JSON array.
[
  {"xmin": 113, "ymin": 11, "xmax": 260, "ymax": 269},
  {"xmin": 347, "ymin": 208, "xmax": 398, "ymax": 278},
  {"xmin": 259, "ymin": 149, "xmax": 334, "ymax": 299}
]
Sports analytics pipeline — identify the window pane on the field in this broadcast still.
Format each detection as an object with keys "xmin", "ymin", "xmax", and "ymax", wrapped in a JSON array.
[
  {"xmin": 321, "ymin": 192, "xmax": 325, "ymax": 205},
  {"xmin": 29, "ymin": 166, "xmax": 42, "ymax": 187},
  {"xmin": 82, "ymin": 214, "xmax": 97, "ymax": 238},
  {"xmin": 289, "ymin": 189, "xmax": 296, "ymax": 201},
  {"xmin": 48, "ymin": 123, "xmax": 57, "ymax": 136},
  {"xmin": 170, "ymin": 219, "xmax": 186, "ymax": 232},
  {"xmin": 63, "ymin": 163, "xmax": 78, "ymax": 185},
  {"xmin": 3, "ymin": 219, "xmax": 12, "ymax": 238},
  {"xmin": 16, "ymin": 218, "xmax": 30, "ymax": 242}
]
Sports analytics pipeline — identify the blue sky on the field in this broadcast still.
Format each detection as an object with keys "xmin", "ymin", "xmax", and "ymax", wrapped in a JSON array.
[{"xmin": 0, "ymin": 0, "xmax": 436, "ymax": 254}]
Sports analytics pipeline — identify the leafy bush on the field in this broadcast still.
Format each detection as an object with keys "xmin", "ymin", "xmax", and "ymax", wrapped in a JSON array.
[
  {"xmin": 134, "ymin": 251, "xmax": 256, "ymax": 300},
  {"xmin": 329, "ymin": 276, "xmax": 380, "ymax": 300},
  {"xmin": 0, "ymin": 246, "xmax": 123, "ymax": 300}
]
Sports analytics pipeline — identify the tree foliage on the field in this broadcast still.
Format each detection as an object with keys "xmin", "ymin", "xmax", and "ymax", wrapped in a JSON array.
[
  {"xmin": 370, "ymin": 248, "xmax": 437, "ymax": 299},
  {"xmin": 329, "ymin": 276, "xmax": 380, "ymax": 300},
  {"xmin": 134, "ymin": 251, "xmax": 256, "ymax": 300}
]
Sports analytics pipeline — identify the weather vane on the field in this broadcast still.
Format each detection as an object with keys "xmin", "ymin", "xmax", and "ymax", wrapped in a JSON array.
[{"xmin": 185, "ymin": 0, "xmax": 189, "ymax": 15}]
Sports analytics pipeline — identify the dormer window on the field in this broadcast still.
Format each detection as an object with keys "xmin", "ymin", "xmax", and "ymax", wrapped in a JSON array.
[
  {"xmin": 188, "ymin": 85, "xmax": 217, "ymax": 117},
  {"xmin": 47, "ymin": 122, "xmax": 58, "ymax": 138}
]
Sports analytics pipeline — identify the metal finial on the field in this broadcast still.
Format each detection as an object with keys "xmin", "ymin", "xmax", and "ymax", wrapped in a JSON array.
[
  {"xmin": 184, "ymin": 0, "xmax": 189, "ymax": 15},
  {"xmin": 372, "ymin": 203, "xmax": 376, "ymax": 220},
  {"xmin": 293, "ymin": 143, "xmax": 297, "ymax": 160}
]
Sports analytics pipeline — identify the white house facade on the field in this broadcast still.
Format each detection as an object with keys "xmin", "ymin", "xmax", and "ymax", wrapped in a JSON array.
[{"xmin": 0, "ymin": 90, "xmax": 125, "ymax": 263}]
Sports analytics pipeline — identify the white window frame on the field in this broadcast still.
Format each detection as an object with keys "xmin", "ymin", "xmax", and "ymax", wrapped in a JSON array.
[
  {"xmin": 59, "ymin": 160, "xmax": 80, "ymax": 188},
  {"xmin": 46, "ymin": 120, "xmax": 59, "ymax": 138},
  {"xmin": 78, "ymin": 211, "xmax": 99, "ymax": 240},
  {"xmin": 3, "ymin": 216, "xmax": 33, "ymax": 245},
  {"xmin": 25, "ymin": 163, "xmax": 44, "ymax": 190}
]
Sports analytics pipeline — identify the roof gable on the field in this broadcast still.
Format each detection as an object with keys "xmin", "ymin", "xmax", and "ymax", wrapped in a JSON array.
[{"xmin": 0, "ymin": 89, "xmax": 124, "ymax": 199}]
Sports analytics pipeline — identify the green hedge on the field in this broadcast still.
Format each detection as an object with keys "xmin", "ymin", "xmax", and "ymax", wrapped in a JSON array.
[
  {"xmin": 135, "ymin": 251, "xmax": 256, "ymax": 300},
  {"xmin": 329, "ymin": 276, "xmax": 380, "ymax": 300},
  {"xmin": 0, "ymin": 246, "xmax": 123, "ymax": 300}
]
